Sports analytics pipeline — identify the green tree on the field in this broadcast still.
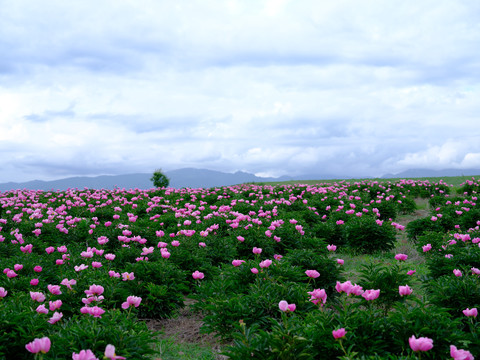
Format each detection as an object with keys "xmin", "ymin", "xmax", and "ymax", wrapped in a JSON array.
[{"xmin": 150, "ymin": 169, "xmax": 170, "ymax": 188}]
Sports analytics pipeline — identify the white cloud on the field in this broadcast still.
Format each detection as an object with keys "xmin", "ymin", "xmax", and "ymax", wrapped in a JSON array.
[{"xmin": 397, "ymin": 140, "xmax": 480, "ymax": 170}]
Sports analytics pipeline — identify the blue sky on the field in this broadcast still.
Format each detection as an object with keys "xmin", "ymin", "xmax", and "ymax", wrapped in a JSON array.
[{"xmin": 1, "ymin": 0, "xmax": 479, "ymax": 182}]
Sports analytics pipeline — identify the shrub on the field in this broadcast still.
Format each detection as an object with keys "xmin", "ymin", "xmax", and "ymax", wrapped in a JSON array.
[
  {"xmin": 117, "ymin": 260, "xmax": 188, "ymax": 318},
  {"xmin": 343, "ymin": 217, "xmax": 396, "ymax": 254},
  {"xmin": 424, "ymin": 241, "xmax": 480, "ymax": 279},
  {"xmin": 397, "ymin": 196, "xmax": 417, "ymax": 215},
  {"xmin": 426, "ymin": 275, "xmax": 480, "ymax": 315},
  {"xmin": 387, "ymin": 301, "xmax": 466, "ymax": 358},
  {"xmin": 357, "ymin": 263, "xmax": 412, "ymax": 312}
]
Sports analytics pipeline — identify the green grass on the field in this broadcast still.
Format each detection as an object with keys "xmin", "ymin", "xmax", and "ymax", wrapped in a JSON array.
[
  {"xmin": 259, "ymin": 174, "xmax": 479, "ymax": 188},
  {"xmin": 151, "ymin": 336, "xmax": 223, "ymax": 360}
]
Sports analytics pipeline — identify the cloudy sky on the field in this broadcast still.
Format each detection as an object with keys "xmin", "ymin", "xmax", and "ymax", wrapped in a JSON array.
[{"xmin": 1, "ymin": 0, "xmax": 479, "ymax": 183}]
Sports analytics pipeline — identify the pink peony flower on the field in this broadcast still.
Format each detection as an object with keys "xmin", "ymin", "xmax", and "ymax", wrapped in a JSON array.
[
  {"xmin": 49, "ymin": 300, "xmax": 62, "ymax": 311},
  {"xmin": 61, "ymin": 278, "xmax": 77, "ymax": 290},
  {"xmin": 327, "ymin": 244, "xmax": 337, "ymax": 252},
  {"xmin": 453, "ymin": 269, "xmax": 463, "ymax": 277},
  {"xmin": 252, "ymin": 247, "xmax": 262, "ymax": 254},
  {"xmin": 109, "ymin": 271, "xmax": 120, "ymax": 278},
  {"xmin": 25, "ymin": 336, "xmax": 51, "ymax": 354},
  {"xmin": 395, "ymin": 253, "xmax": 408, "ymax": 261},
  {"xmin": 47, "ymin": 284, "xmax": 61, "ymax": 295},
  {"xmin": 362, "ymin": 289, "xmax": 380, "ymax": 301},
  {"xmin": 463, "ymin": 308, "xmax": 477, "ymax": 318},
  {"xmin": 192, "ymin": 271, "xmax": 204, "ymax": 280},
  {"xmin": 409, "ymin": 335, "xmax": 433, "ymax": 352},
  {"xmin": 48, "ymin": 311, "xmax": 63, "ymax": 324},
  {"xmin": 259, "ymin": 259, "xmax": 272, "ymax": 268},
  {"xmin": 399, "ymin": 285, "xmax": 413, "ymax": 296},
  {"xmin": 122, "ymin": 272, "xmax": 135, "ymax": 281},
  {"xmin": 278, "ymin": 300, "xmax": 295, "ymax": 312},
  {"xmin": 352, "ymin": 284, "xmax": 365, "ymax": 296},
  {"xmin": 30, "ymin": 291, "xmax": 46, "ymax": 302},
  {"xmin": 121, "ymin": 295, "xmax": 142, "ymax": 309},
  {"xmin": 308, "ymin": 288, "xmax": 327, "ymax": 306},
  {"xmin": 232, "ymin": 259, "xmax": 245, "ymax": 267},
  {"xmin": 422, "ymin": 244, "xmax": 432, "ymax": 252},
  {"xmin": 74, "ymin": 264, "xmax": 88, "ymax": 272},
  {"xmin": 72, "ymin": 349, "xmax": 99, "ymax": 360},
  {"xmin": 85, "ymin": 284, "xmax": 104, "ymax": 297},
  {"xmin": 336, "ymin": 281, "xmax": 353, "ymax": 294},
  {"xmin": 87, "ymin": 306, "xmax": 106, "ymax": 318},
  {"xmin": 450, "ymin": 345, "xmax": 474, "ymax": 360},
  {"xmin": 332, "ymin": 328, "xmax": 346, "ymax": 339},
  {"xmin": 471, "ymin": 267, "xmax": 480, "ymax": 275},
  {"xmin": 305, "ymin": 270, "xmax": 320, "ymax": 278},
  {"xmin": 104, "ymin": 344, "xmax": 126, "ymax": 360},
  {"xmin": 36, "ymin": 304, "xmax": 49, "ymax": 314},
  {"xmin": 6, "ymin": 270, "xmax": 17, "ymax": 278}
]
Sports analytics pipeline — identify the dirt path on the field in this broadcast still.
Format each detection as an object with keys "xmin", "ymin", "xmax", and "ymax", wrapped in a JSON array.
[{"xmin": 144, "ymin": 298, "xmax": 228, "ymax": 359}]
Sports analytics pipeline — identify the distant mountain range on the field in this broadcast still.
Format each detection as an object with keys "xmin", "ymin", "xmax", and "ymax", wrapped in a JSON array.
[
  {"xmin": 0, "ymin": 167, "xmax": 479, "ymax": 192},
  {"xmin": 0, "ymin": 168, "xmax": 292, "ymax": 192}
]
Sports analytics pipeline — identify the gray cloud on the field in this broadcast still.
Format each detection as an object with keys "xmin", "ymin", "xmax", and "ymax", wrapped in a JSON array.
[{"xmin": 1, "ymin": 0, "xmax": 480, "ymax": 183}]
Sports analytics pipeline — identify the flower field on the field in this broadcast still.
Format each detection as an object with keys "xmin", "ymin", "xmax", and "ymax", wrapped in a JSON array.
[{"xmin": 1, "ymin": 178, "xmax": 479, "ymax": 359}]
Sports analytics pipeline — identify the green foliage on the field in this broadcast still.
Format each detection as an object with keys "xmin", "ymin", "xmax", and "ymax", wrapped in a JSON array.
[
  {"xmin": 426, "ymin": 275, "xmax": 480, "ymax": 315},
  {"xmin": 343, "ymin": 217, "xmax": 396, "ymax": 254},
  {"xmin": 192, "ymin": 257, "xmax": 330, "ymax": 341},
  {"xmin": 120, "ymin": 261, "xmax": 188, "ymax": 318},
  {"xmin": 456, "ymin": 179, "xmax": 480, "ymax": 195},
  {"xmin": 358, "ymin": 263, "xmax": 412, "ymax": 312},
  {"xmin": 423, "ymin": 239, "xmax": 480, "ymax": 279},
  {"xmin": 51, "ymin": 310, "xmax": 156, "ymax": 359},
  {"xmin": 374, "ymin": 200, "xmax": 398, "ymax": 220},
  {"xmin": 150, "ymin": 168, "xmax": 170, "ymax": 188},
  {"xmin": 406, "ymin": 218, "xmax": 445, "ymax": 241},
  {"xmin": 397, "ymin": 196, "xmax": 417, "ymax": 215},
  {"xmin": 283, "ymin": 248, "xmax": 343, "ymax": 298},
  {"xmin": 0, "ymin": 293, "xmax": 50, "ymax": 359},
  {"xmin": 311, "ymin": 220, "xmax": 347, "ymax": 246},
  {"xmin": 387, "ymin": 301, "xmax": 466, "ymax": 358}
]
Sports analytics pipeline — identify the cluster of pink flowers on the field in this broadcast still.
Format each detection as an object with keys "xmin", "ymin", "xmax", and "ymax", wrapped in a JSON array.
[
  {"xmin": 335, "ymin": 281, "xmax": 364, "ymax": 296},
  {"xmin": 1, "ymin": 180, "xmax": 478, "ymax": 358},
  {"xmin": 308, "ymin": 288, "xmax": 327, "ymax": 306},
  {"xmin": 26, "ymin": 336, "xmax": 125, "ymax": 359},
  {"xmin": 278, "ymin": 300, "xmax": 296, "ymax": 312}
]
